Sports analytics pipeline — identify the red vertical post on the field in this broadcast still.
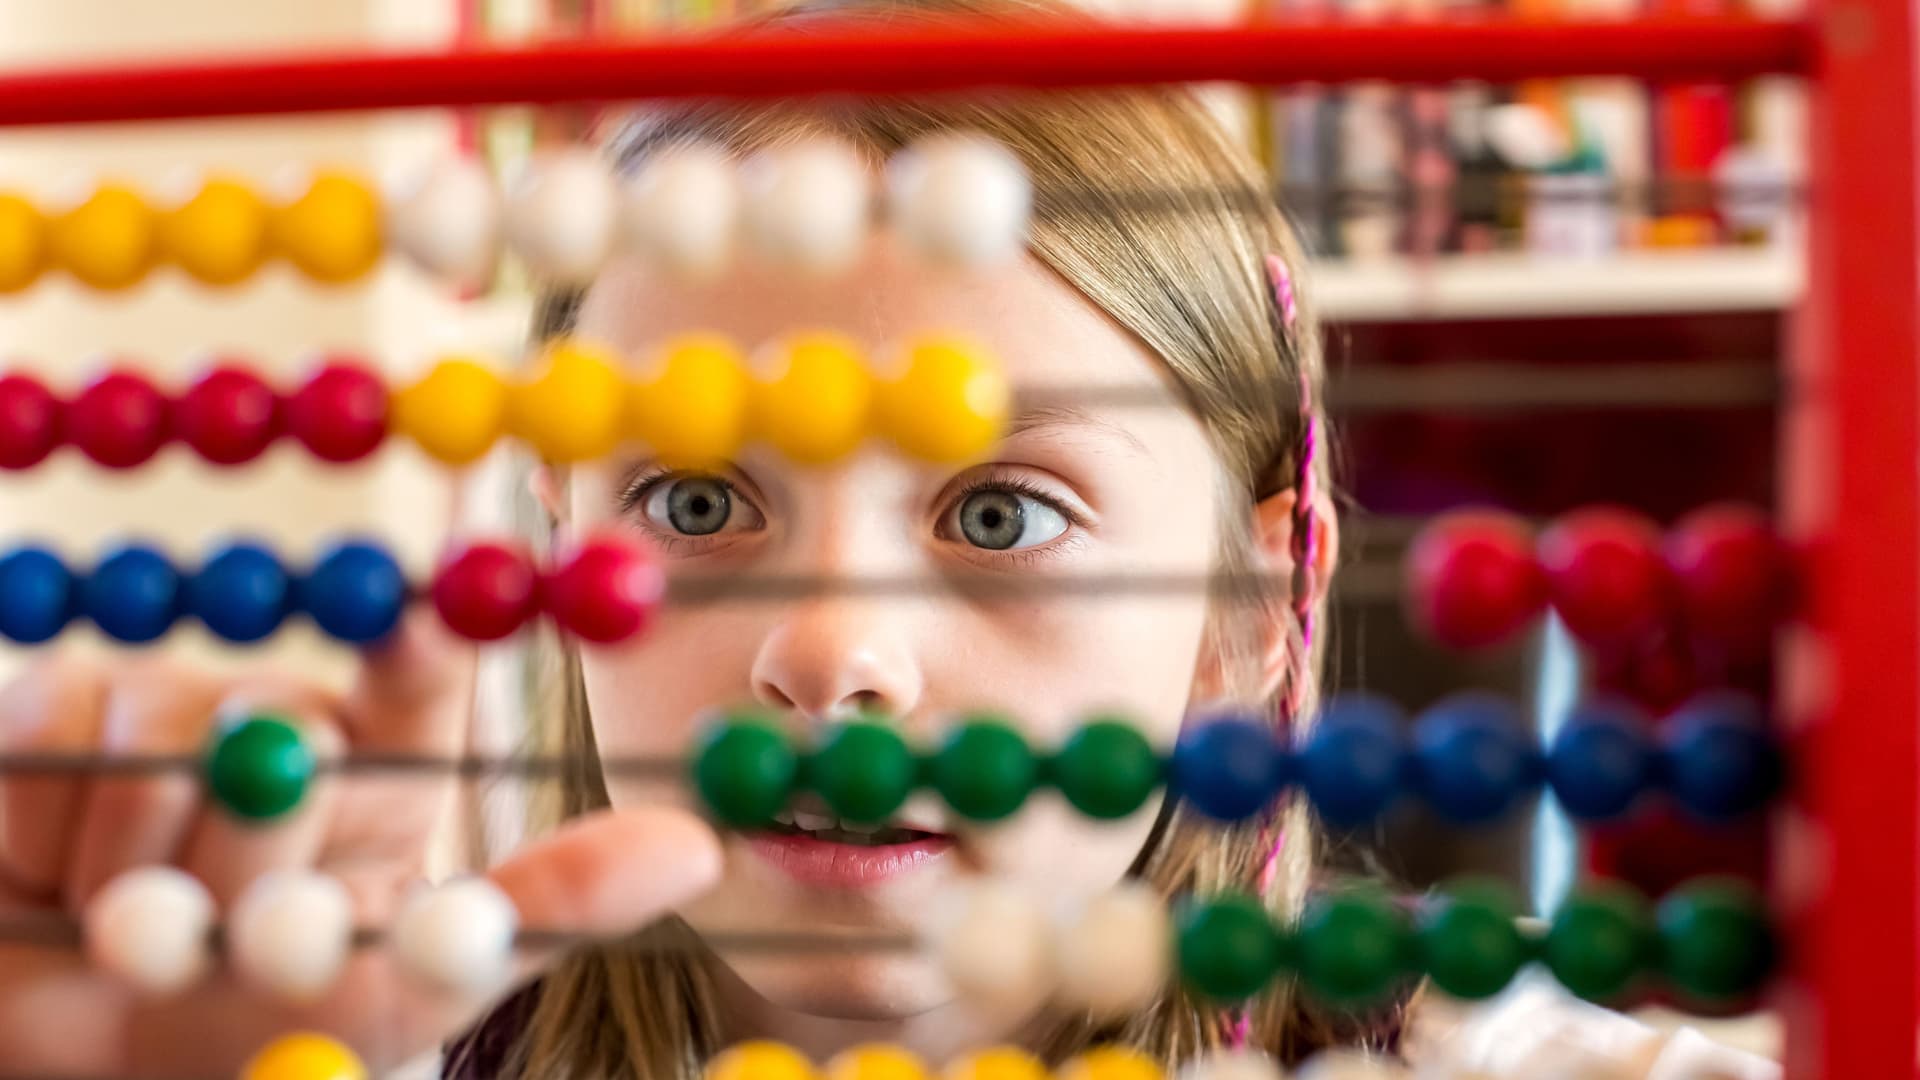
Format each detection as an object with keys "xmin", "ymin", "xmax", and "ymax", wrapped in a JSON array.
[{"xmin": 1785, "ymin": 0, "xmax": 1920, "ymax": 1072}]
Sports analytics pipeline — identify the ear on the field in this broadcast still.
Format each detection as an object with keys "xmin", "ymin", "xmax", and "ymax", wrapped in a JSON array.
[{"xmin": 1244, "ymin": 485, "xmax": 1340, "ymax": 702}]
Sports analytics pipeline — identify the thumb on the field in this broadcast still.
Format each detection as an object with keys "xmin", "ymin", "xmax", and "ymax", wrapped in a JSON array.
[{"xmin": 342, "ymin": 604, "xmax": 475, "ymax": 754}]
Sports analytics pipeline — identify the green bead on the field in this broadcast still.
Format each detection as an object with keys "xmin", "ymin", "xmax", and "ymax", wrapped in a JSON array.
[
  {"xmin": 1177, "ymin": 892, "xmax": 1283, "ymax": 1001},
  {"xmin": 808, "ymin": 719, "xmax": 916, "ymax": 823},
  {"xmin": 929, "ymin": 716, "xmax": 1036, "ymax": 821},
  {"xmin": 1545, "ymin": 884, "xmax": 1655, "ymax": 1001},
  {"xmin": 1296, "ymin": 886, "xmax": 1412, "ymax": 1008},
  {"xmin": 1417, "ymin": 879, "xmax": 1530, "ymax": 1000},
  {"xmin": 1050, "ymin": 718, "xmax": 1163, "ymax": 820},
  {"xmin": 691, "ymin": 710, "xmax": 797, "ymax": 828},
  {"xmin": 204, "ymin": 714, "xmax": 314, "ymax": 821},
  {"xmin": 1657, "ymin": 878, "xmax": 1775, "ymax": 1003}
]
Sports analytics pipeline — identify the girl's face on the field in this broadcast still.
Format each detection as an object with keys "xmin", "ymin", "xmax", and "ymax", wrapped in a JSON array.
[{"xmin": 558, "ymin": 236, "xmax": 1224, "ymax": 1034}]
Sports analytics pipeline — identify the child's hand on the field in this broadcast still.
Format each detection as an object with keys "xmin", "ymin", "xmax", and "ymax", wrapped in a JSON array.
[{"xmin": 0, "ymin": 611, "xmax": 723, "ymax": 1078}]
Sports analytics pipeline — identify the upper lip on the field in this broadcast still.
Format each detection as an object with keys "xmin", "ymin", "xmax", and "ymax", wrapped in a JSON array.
[{"xmin": 781, "ymin": 791, "xmax": 953, "ymax": 835}]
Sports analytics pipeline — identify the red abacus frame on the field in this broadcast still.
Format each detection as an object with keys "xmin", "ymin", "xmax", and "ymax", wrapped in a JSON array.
[{"xmin": 0, "ymin": 6, "xmax": 1909, "ymax": 1077}]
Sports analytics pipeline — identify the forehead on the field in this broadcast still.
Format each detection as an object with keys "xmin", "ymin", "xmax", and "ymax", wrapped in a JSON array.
[{"xmin": 574, "ymin": 237, "xmax": 1176, "ymax": 401}]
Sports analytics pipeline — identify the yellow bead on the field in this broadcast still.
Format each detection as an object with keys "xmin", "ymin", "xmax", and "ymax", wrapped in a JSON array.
[
  {"xmin": 752, "ymin": 332, "xmax": 872, "ymax": 464},
  {"xmin": 49, "ymin": 184, "xmax": 156, "ymax": 290},
  {"xmin": 1056, "ymin": 1047, "xmax": 1163, "ymax": 1080},
  {"xmin": 509, "ymin": 338, "xmax": 627, "ymax": 462},
  {"xmin": 0, "ymin": 194, "xmax": 47, "ymax": 292},
  {"xmin": 240, "ymin": 1032, "xmax": 366, "ymax": 1080},
  {"xmin": 273, "ymin": 171, "xmax": 382, "ymax": 284},
  {"xmin": 628, "ymin": 334, "xmax": 750, "ymax": 468},
  {"xmin": 875, "ymin": 336, "xmax": 1009, "ymax": 463},
  {"xmin": 707, "ymin": 1040, "xmax": 819, "ymax": 1080},
  {"xmin": 393, "ymin": 357, "xmax": 509, "ymax": 465},
  {"xmin": 943, "ymin": 1048, "xmax": 1048, "ymax": 1080},
  {"xmin": 824, "ymin": 1044, "xmax": 930, "ymax": 1080},
  {"xmin": 162, "ymin": 177, "xmax": 270, "ymax": 286}
]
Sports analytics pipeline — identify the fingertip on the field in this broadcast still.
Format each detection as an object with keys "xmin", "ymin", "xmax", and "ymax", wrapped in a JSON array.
[{"xmin": 490, "ymin": 807, "xmax": 724, "ymax": 939}]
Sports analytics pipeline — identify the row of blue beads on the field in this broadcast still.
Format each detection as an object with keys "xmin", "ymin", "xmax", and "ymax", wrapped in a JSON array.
[
  {"xmin": 1171, "ymin": 691, "xmax": 1780, "ymax": 828},
  {"xmin": 0, "ymin": 539, "xmax": 407, "ymax": 645}
]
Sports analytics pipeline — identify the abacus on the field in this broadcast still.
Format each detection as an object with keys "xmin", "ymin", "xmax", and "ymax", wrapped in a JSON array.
[{"xmin": 0, "ymin": 2, "xmax": 1906, "ymax": 1079}]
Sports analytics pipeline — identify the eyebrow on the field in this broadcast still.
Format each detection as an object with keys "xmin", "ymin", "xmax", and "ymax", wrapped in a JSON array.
[{"xmin": 1004, "ymin": 403, "xmax": 1149, "ymax": 456}]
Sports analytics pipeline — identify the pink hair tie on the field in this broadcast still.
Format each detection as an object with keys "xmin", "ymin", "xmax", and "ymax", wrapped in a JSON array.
[{"xmin": 1265, "ymin": 253, "xmax": 1298, "ymax": 330}]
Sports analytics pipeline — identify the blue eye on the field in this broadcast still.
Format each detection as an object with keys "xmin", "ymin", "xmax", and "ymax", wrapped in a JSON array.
[
  {"xmin": 954, "ymin": 488, "xmax": 1069, "ymax": 551},
  {"xmin": 636, "ymin": 475, "xmax": 762, "ymax": 539}
]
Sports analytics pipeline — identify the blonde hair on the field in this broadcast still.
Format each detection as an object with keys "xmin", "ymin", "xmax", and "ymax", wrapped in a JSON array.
[{"xmin": 462, "ymin": 2, "xmax": 1394, "ymax": 1074}]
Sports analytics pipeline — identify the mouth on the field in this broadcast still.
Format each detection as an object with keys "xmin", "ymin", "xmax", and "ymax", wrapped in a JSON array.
[{"xmin": 746, "ymin": 806, "xmax": 957, "ymax": 888}]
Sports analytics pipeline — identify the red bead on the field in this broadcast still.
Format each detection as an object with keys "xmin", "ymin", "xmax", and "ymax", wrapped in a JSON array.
[
  {"xmin": 1405, "ymin": 510, "xmax": 1546, "ymax": 649},
  {"xmin": 542, "ymin": 535, "xmax": 664, "ymax": 644},
  {"xmin": 1665, "ymin": 503, "xmax": 1790, "ymax": 656},
  {"xmin": 1539, "ymin": 507, "xmax": 1674, "ymax": 652},
  {"xmin": 175, "ymin": 362, "xmax": 281, "ymax": 466},
  {"xmin": 285, "ymin": 357, "xmax": 388, "ymax": 463},
  {"xmin": 68, "ymin": 368, "xmax": 169, "ymax": 468},
  {"xmin": 0, "ymin": 373, "xmax": 62, "ymax": 469},
  {"xmin": 432, "ymin": 541, "xmax": 540, "ymax": 641}
]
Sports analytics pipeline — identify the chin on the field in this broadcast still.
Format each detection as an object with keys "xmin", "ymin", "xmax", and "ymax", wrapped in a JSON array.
[{"xmin": 725, "ymin": 952, "xmax": 953, "ymax": 1020}]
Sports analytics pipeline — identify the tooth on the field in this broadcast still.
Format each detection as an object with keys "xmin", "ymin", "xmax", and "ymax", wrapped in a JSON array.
[
  {"xmin": 839, "ymin": 820, "xmax": 886, "ymax": 835},
  {"xmin": 772, "ymin": 809, "xmax": 796, "ymax": 827},
  {"xmin": 792, "ymin": 810, "xmax": 837, "ymax": 831}
]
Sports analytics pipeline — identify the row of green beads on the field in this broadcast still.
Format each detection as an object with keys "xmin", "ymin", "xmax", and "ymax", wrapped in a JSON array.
[
  {"xmin": 691, "ymin": 712, "xmax": 1163, "ymax": 828},
  {"xmin": 1178, "ymin": 878, "xmax": 1775, "ymax": 1010}
]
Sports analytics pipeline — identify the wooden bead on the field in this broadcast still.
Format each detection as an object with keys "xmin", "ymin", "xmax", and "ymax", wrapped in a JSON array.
[
  {"xmin": 627, "ymin": 334, "xmax": 750, "ymax": 468},
  {"xmin": 621, "ymin": 144, "xmax": 739, "ymax": 279},
  {"xmin": 241, "ymin": 1033, "xmax": 367, "ymax": 1080},
  {"xmin": 162, "ymin": 177, "xmax": 271, "ymax": 286},
  {"xmin": 0, "ymin": 193, "xmax": 48, "ymax": 292},
  {"xmin": 387, "ymin": 156, "xmax": 500, "ymax": 287},
  {"xmin": 824, "ymin": 1044, "xmax": 931, "ymax": 1080},
  {"xmin": 83, "ymin": 866, "xmax": 214, "ymax": 995},
  {"xmin": 874, "ymin": 336, "xmax": 1009, "ymax": 463},
  {"xmin": 1057, "ymin": 1047, "xmax": 1164, "ymax": 1080},
  {"xmin": 741, "ymin": 140, "xmax": 870, "ymax": 274},
  {"xmin": 50, "ymin": 184, "xmax": 158, "ymax": 290},
  {"xmin": 1174, "ymin": 1051, "xmax": 1285, "ymax": 1080},
  {"xmin": 273, "ymin": 172, "xmax": 382, "ymax": 284},
  {"xmin": 392, "ymin": 877, "xmax": 518, "ymax": 997},
  {"xmin": 752, "ymin": 333, "xmax": 872, "ymax": 464},
  {"xmin": 393, "ymin": 357, "xmax": 509, "ymax": 466},
  {"xmin": 505, "ymin": 149, "xmax": 616, "ymax": 284},
  {"xmin": 1056, "ymin": 882, "xmax": 1171, "ymax": 1018},
  {"xmin": 1293, "ymin": 1051, "xmax": 1402, "ymax": 1080},
  {"xmin": 229, "ymin": 870, "xmax": 353, "ymax": 1001},
  {"xmin": 886, "ymin": 134, "xmax": 1030, "ymax": 269},
  {"xmin": 936, "ymin": 880, "xmax": 1053, "ymax": 1002},
  {"xmin": 707, "ymin": 1041, "xmax": 819, "ymax": 1080},
  {"xmin": 943, "ymin": 1048, "xmax": 1048, "ymax": 1080},
  {"xmin": 510, "ymin": 338, "xmax": 626, "ymax": 462}
]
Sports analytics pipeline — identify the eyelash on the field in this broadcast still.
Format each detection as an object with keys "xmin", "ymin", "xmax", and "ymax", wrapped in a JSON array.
[{"xmin": 617, "ymin": 468, "xmax": 742, "ymax": 554}]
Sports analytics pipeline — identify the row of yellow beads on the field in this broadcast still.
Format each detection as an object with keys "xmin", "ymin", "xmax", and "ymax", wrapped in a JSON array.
[
  {"xmin": 710, "ymin": 1042, "xmax": 1166, "ymax": 1080},
  {"xmin": 0, "ymin": 174, "xmax": 379, "ymax": 291},
  {"xmin": 394, "ymin": 333, "xmax": 1010, "ymax": 468}
]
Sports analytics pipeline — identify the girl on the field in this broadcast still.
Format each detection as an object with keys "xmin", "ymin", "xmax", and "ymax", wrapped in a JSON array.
[{"xmin": 0, "ymin": 0, "xmax": 1776, "ymax": 1076}]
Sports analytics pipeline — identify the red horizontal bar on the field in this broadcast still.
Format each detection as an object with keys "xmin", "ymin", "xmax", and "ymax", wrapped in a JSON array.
[{"xmin": 0, "ymin": 17, "xmax": 1810, "ymax": 127}]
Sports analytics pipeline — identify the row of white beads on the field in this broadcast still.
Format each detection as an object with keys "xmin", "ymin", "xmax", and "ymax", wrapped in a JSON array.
[{"xmin": 389, "ymin": 133, "xmax": 1032, "ymax": 287}]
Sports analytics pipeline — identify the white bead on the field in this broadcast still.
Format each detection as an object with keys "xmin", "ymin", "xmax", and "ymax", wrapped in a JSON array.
[
  {"xmin": 620, "ymin": 144, "xmax": 740, "ymax": 280},
  {"xmin": 1295, "ymin": 1051, "xmax": 1403, "ymax": 1080},
  {"xmin": 83, "ymin": 866, "xmax": 214, "ymax": 996},
  {"xmin": 886, "ymin": 134, "xmax": 1031, "ymax": 269},
  {"xmin": 504, "ymin": 149, "xmax": 617, "ymax": 285},
  {"xmin": 1177, "ymin": 1049, "xmax": 1287, "ymax": 1080},
  {"xmin": 1055, "ymin": 881, "xmax": 1170, "ymax": 1017},
  {"xmin": 936, "ymin": 879, "xmax": 1053, "ymax": 1002},
  {"xmin": 228, "ymin": 870, "xmax": 353, "ymax": 1002},
  {"xmin": 387, "ymin": 157, "xmax": 501, "ymax": 287},
  {"xmin": 392, "ymin": 876, "xmax": 518, "ymax": 997},
  {"xmin": 740, "ymin": 139, "xmax": 871, "ymax": 274}
]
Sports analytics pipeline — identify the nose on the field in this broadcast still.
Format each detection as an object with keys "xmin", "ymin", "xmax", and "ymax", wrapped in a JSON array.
[{"xmin": 749, "ymin": 598, "xmax": 924, "ymax": 723}]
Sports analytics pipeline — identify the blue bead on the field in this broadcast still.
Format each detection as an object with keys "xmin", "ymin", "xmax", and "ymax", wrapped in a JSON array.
[
  {"xmin": 1412, "ymin": 692, "xmax": 1541, "ymax": 823},
  {"xmin": 0, "ymin": 546, "xmax": 73, "ymax": 644},
  {"xmin": 1171, "ymin": 712, "xmax": 1287, "ymax": 822},
  {"xmin": 83, "ymin": 543, "xmax": 180, "ymax": 644},
  {"xmin": 298, "ymin": 539, "xmax": 406, "ymax": 644},
  {"xmin": 1663, "ymin": 691, "xmax": 1781, "ymax": 821},
  {"xmin": 1300, "ymin": 694, "xmax": 1406, "ymax": 827},
  {"xmin": 1547, "ymin": 699, "xmax": 1655, "ymax": 821},
  {"xmin": 188, "ymin": 541, "xmax": 291, "ymax": 643}
]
